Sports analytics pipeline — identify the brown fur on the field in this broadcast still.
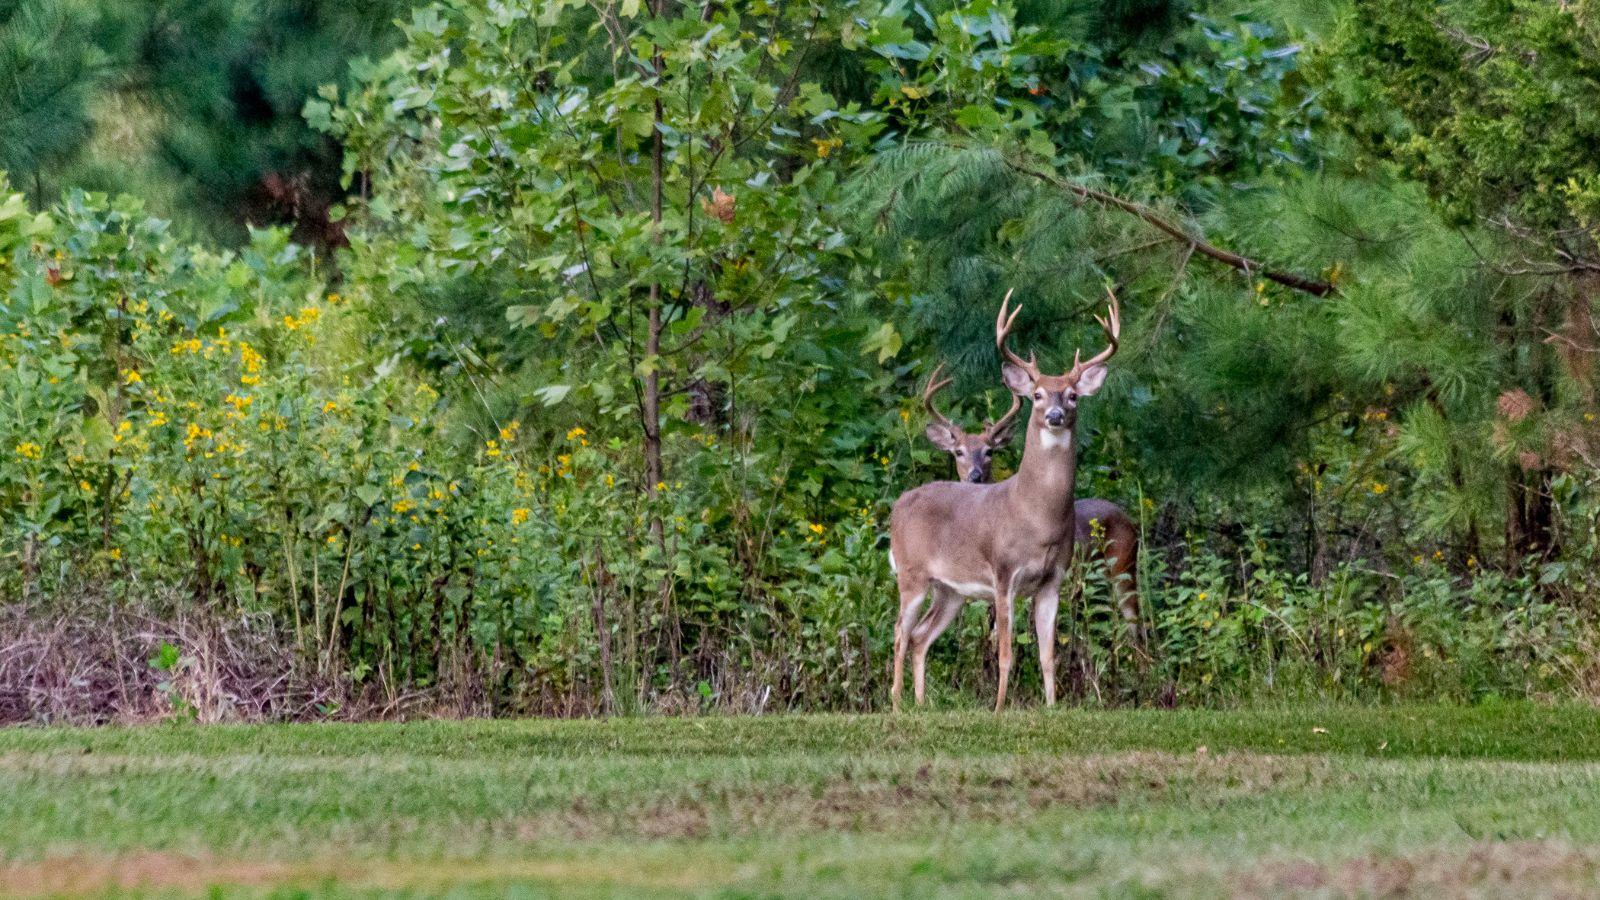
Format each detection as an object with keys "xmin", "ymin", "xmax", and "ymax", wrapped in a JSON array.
[
  {"xmin": 888, "ymin": 291, "xmax": 1119, "ymax": 712},
  {"xmin": 912, "ymin": 412, "xmax": 1141, "ymax": 707}
]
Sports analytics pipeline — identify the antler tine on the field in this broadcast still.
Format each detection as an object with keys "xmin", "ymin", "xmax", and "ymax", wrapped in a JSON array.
[
  {"xmin": 1069, "ymin": 286, "xmax": 1122, "ymax": 378},
  {"xmin": 995, "ymin": 288, "xmax": 1041, "ymax": 380},
  {"xmin": 921, "ymin": 362, "xmax": 957, "ymax": 431},
  {"xmin": 982, "ymin": 390, "xmax": 1023, "ymax": 441}
]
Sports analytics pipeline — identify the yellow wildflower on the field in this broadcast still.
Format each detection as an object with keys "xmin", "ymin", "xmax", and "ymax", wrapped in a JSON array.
[
  {"xmin": 79, "ymin": 480, "xmax": 92, "ymax": 492},
  {"xmin": 122, "ymin": 369, "xmax": 142, "ymax": 385},
  {"xmin": 812, "ymin": 136, "xmax": 842, "ymax": 158},
  {"xmin": 565, "ymin": 425, "xmax": 586, "ymax": 441},
  {"xmin": 322, "ymin": 401, "xmax": 338, "ymax": 413},
  {"xmin": 1371, "ymin": 482, "xmax": 1387, "ymax": 495},
  {"xmin": 485, "ymin": 439, "xmax": 502, "ymax": 458},
  {"xmin": 511, "ymin": 508, "xmax": 530, "ymax": 524},
  {"xmin": 13, "ymin": 441, "xmax": 42, "ymax": 460},
  {"xmin": 809, "ymin": 522, "xmax": 825, "ymax": 535}
]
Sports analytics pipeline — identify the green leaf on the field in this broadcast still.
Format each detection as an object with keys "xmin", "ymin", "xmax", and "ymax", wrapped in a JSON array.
[
  {"xmin": 534, "ymin": 384, "xmax": 573, "ymax": 406},
  {"xmin": 861, "ymin": 321, "xmax": 902, "ymax": 363}
]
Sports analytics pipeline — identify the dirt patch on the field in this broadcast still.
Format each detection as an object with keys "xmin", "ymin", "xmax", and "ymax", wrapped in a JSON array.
[
  {"xmin": 1235, "ymin": 841, "xmax": 1600, "ymax": 898},
  {"xmin": 515, "ymin": 750, "xmax": 1340, "ymax": 841},
  {"xmin": 0, "ymin": 852, "xmax": 734, "ymax": 897}
]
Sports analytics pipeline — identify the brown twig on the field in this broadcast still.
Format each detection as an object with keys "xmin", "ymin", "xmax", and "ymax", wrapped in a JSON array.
[{"xmin": 1003, "ymin": 158, "xmax": 1337, "ymax": 297}]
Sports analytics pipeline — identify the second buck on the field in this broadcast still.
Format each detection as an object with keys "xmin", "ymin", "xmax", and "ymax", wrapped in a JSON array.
[
  {"xmin": 889, "ymin": 288, "xmax": 1120, "ymax": 711},
  {"xmin": 917, "ymin": 367, "xmax": 1141, "ymax": 703}
]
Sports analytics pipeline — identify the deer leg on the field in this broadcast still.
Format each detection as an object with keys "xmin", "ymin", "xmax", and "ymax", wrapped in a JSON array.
[
  {"xmin": 911, "ymin": 587, "xmax": 963, "ymax": 707},
  {"xmin": 1033, "ymin": 578, "xmax": 1062, "ymax": 707},
  {"xmin": 1105, "ymin": 525, "xmax": 1144, "ymax": 647},
  {"xmin": 993, "ymin": 586, "xmax": 1016, "ymax": 713},
  {"xmin": 891, "ymin": 581, "xmax": 928, "ymax": 713}
]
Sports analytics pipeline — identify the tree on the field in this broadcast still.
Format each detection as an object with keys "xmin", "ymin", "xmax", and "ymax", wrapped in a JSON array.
[
  {"xmin": 0, "ymin": 0, "xmax": 108, "ymax": 205},
  {"xmin": 317, "ymin": 0, "xmax": 895, "ymax": 682},
  {"xmin": 1316, "ymin": 0, "xmax": 1600, "ymax": 563}
]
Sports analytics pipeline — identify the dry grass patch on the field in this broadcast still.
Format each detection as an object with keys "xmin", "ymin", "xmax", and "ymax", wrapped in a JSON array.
[
  {"xmin": 0, "ymin": 851, "xmax": 737, "ymax": 897},
  {"xmin": 513, "ymin": 750, "xmax": 1341, "ymax": 840},
  {"xmin": 1236, "ymin": 841, "xmax": 1600, "ymax": 898}
]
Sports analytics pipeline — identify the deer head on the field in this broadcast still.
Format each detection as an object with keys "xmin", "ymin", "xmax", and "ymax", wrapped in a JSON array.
[
  {"xmin": 920, "ymin": 362, "xmax": 1021, "ymax": 483},
  {"xmin": 995, "ymin": 287, "xmax": 1120, "ymax": 440}
]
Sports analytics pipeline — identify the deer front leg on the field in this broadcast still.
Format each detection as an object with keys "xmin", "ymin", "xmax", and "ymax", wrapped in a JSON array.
[
  {"xmin": 993, "ymin": 586, "xmax": 1016, "ymax": 713},
  {"xmin": 891, "ymin": 581, "xmax": 928, "ymax": 713},
  {"xmin": 1032, "ymin": 577, "xmax": 1062, "ymax": 707},
  {"xmin": 911, "ymin": 587, "xmax": 962, "ymax": 707}
]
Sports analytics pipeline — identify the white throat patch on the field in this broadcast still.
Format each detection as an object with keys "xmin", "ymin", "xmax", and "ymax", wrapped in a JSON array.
[{"xmin": 1038, "ymin": 428, "xmax": 1072, "ymax": 451}]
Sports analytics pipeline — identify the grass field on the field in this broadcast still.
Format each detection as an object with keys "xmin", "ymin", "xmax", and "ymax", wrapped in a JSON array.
[{"xmin": 5, "ymin": 704, "xmax": 1600, "ymax": 897}]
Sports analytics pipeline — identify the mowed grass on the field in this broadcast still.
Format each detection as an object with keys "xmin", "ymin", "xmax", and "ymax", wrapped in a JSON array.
[{"xmin": 4, "ymin": 704, "xmax": 1600, "ymax": 897}]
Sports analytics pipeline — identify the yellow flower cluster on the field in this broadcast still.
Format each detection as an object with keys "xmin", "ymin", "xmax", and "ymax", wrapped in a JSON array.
[
  {"xmin": 238, "ymin": 342, "xmax": 264, "ymax": 386},
  {"xmin": 511, "ymin": 507, "xmax": 530, "ymax": 524},
  {"xmin": 224, "ymin": 394, "xmax": 253, "ymax": 420},
  {"xmin": 183, "ymin": 422, "xmax": 213, "ymax": 452},
  {"xmin": 13, "ymin": 441, "xmax": 42, "ymax": 460},
  {"xmin": 282, "ymin": 305, "xmax": 322, "ymax": 331}
]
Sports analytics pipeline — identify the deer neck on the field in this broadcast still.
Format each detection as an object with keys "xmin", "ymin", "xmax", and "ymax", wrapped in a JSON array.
[{"xmin": 1009, "ymin": 419, "xmax": 1078, "ymax": 533}]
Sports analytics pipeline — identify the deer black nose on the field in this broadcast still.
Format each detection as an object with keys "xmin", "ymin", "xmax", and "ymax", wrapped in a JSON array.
[
  {"xmin": 1045, "ymin": 408, "xmax": 1066, "ymax": 428},
  {"xmin": 967, "ymin": 469, "xmax": 985, "ymax": 483}
]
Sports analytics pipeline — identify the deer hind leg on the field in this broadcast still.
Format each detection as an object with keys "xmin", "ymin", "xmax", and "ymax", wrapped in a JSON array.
[
  {"xmin": 911, "ymin": 585, "xmax": 963, "ymax": 707},
  {"xmin": 1032, "ymin": 578, "xmax": 1062, "ymax": 707},
  {"xmin": 1105, "ymin": 525, "xmax": 1144, "ymax": 646},
  {"xmin": 891, "ymin": 577, "xmax": 928, "ymax": 713},
  {"xmin": 993, "ymin": 584, "xmax": 1016, "ymax": 713}
]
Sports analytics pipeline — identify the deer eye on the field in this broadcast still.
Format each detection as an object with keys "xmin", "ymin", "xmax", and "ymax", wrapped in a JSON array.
[
  {"xmin": 954, "ymin": 448, "xmax": 965, "ymax": 457},
  {"xmin": 1033, "ymin": 390, "xmax": 1044, "ymax": 401},
  {"xmin": 1066, "ymin": 390, "xmax": 1078, "ymax": 403}
]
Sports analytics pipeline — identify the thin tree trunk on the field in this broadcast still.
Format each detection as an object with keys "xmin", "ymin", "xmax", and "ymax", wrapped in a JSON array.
[
  {"xmin": 645, "ymin": 0, "xmax": 678, "ymax": 684},
  {"xmin": 590, "ymin": 545, "xmax": 616, "ymax": 716}
]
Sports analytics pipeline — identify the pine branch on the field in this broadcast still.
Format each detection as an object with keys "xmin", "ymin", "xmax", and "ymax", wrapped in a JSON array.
[{"xmin": 1002, "ymin": 157, "xmax": 1338, "ymax": 298}]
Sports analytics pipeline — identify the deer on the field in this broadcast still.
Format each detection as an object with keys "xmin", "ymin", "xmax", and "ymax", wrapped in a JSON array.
[
  {"xmin": 889, "ymin": 288, "xmax": 1120, "ymax": 712},
  {"xmin": 916, "ymin": 364, "xmax": 1141, "ymax": 676}
]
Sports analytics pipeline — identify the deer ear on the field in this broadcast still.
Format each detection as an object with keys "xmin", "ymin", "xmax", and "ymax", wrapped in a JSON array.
[
  {"xmin": 1001, "ymin": 362, "xmax": 1034, "ymax": 396},
  {"xmin": 1075, "ymin": 363, "xmax": 1110, "ymax": 397},
  {"xmin": 924, "ymin": 423, "xmax": 960, "ymax": 451}
]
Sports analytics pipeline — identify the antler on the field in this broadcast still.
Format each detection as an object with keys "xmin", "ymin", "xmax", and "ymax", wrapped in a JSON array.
[
  {"xmin": 1067, "ymin": 286, "xmax": 1121, "ymax": 380},
  {"xmin": 995, "ymin": 288, "xmax": 1041, "ymax": 382},
  {"xmin": 981, "ymin": 391, "xmax": 1023, "ymax": 442},
  {"xmin": 921, "ymin": 362, "xmax": 957, "ymax": 432}
]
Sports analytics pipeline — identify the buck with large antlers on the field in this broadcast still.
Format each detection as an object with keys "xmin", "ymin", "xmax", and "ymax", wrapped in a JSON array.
[
  {"xmin": 889, "ymin": 288, "xmax": 1121, "ymax": 711},
  {"xmin": 917, "ymin": 366, "xmax": 1141, "ymax": 679}
]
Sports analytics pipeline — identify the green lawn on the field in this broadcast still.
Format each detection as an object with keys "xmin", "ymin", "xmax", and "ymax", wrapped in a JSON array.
[{"xmin": 4, "ymin": 704, "xmax": 1600, "ymax": 896}]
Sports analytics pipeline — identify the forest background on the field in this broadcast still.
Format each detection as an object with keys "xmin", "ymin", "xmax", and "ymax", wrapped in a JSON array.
[{"xmin": 5, "ymin": 0, "xmax": 1600, "ymax": 721}]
